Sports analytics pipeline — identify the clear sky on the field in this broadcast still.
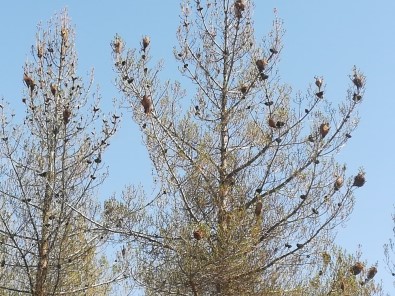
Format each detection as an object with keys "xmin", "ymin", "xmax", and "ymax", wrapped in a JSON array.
[{"xmin": 0, "ymin": 0, "xmax": 394, "ymax": 293}]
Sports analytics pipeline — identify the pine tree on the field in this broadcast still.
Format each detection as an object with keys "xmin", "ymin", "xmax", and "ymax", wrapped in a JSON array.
[
  {"xmin": 304, "ymin": 247, "xmax": 382, "ymax": 296},
  {"xmin": 110, "ymin": 0, "xmax": 375, "ymax": 294},
  {"xmin": 0, "ymin": 10, "xmax": 122, "ymax": 295}
]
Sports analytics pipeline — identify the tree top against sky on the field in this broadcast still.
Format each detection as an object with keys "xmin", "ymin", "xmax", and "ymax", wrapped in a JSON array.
[{"xmin": 0, "ymin": 0, "xmax": 394, "ymax": 293}]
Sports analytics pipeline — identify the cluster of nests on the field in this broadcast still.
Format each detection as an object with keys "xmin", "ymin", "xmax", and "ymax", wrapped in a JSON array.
[
  {"xmin": 328, "ymin": 262, "xmax": 378, "ymax": 292},
  {"xmin": 349, "ymin": 262, "xmax": 378, "ymax": 286},
  {"xmin": 266, "ymin": 75, "xmax": 363, "ymax": 142},
  {"xmin": 23, "ymin": 73, "xmax": 72, "ymax": 125},
  {"xmin": 334, "ymin": 172, "xmax": 366, "ymax": 190},
  {"xmin": 112, "ymin": 35, "xmax": 153, "ymax": 116}
]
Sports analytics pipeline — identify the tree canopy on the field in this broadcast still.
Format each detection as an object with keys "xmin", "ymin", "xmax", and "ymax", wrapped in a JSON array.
[{"xmin": 0, "ymin": 1, "xmax": 386, "ymax": 295}]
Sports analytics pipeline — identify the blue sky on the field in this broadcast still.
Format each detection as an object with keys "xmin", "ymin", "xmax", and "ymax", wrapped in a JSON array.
[{"xmin": 1, "ymin": 1, "xmax": 394, "ymax": 293}]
